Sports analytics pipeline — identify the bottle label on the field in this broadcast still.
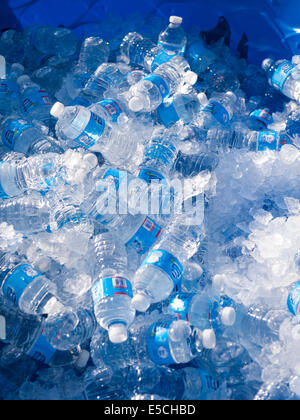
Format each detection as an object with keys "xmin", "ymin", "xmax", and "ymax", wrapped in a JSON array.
[
  {"xmin": 168, "ymin": 293, "xmax": 195, "ymax": 321},
  {"xmin": 1, "ymin": 118, "xmax": 34, "ymax": 150},
  {"xmin": 157, "ymin": 42, "xmax": 185, "ymax": 56},
  {"xmin": 136, "ymin": 168, "xmax": 165, "ymax": 184},
  {"xmin": 157, "ymin": 99, "xmax": 180, "ymax": 127},
  {"xmin": 202, "ymin": 101, "xmax": 229, "ymax": 125},
  {"xmin": 27, "ymin": 333, "xmax": 56, "ymax": 365},
  {"xmin": 0, "ymin": 80, "xmax": 17, "ymax": 95},
  {"xmin": 73, "ymin": 111, "xmax": 105, "ymax": 149},
  {"xmin": 146, "ymin": 321, "xmax": 176, "ymax": 365},
  {"xmin": 287, "ymin": 282, "xmax": 300, "ymax": 316},
  {"xmin": 92, "ymin": 277, "xmax": 133, "ymax": 303},
  {"xmin": 20, "ymin": 90, "xmax": 53, "ymax": 114},
  {"xmin": 98, "ymin": 99, "xmax": 123, "ymax": 123},
  {"xmin": 126, "ymin": 217, "xmax": 162, "ymax": 255},
  {"xmin": 257, "ymin": 131, "xmax": 293, "ymax": 151},
  {"xmin": 0, "ymin": 162, "xmax": 9, "ymax": 199},
  {"xmin": 271, "ymin": 61, "xmax": 297, "ymax": 91},
  {"xmin": 2, "ymin": 264, "xmax": 43, "ymax": 306},
  {"xmin": 140, "ymin": 249, "xmax": 183, "ymax": 287},
  {"xmin": 151, "ymin": 49, "xmax": 177, "ymax": 72},
  {"xmin": 250, "ymin": 109, "xmax": 273, "ymax": 127},
  {"xmin": 143, "ymin": 75, "xmax": 169, "ymax": 101}
]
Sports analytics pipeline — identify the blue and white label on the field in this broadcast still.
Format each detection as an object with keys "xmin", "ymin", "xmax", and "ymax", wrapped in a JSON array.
[
  {"xmin": 140, "ymin": 249, "xmax": 183, "ymax": 287},
  {"xmin": 1, "ymin": 118, "xmax": 34, "ymax": 150},
  {"xmin": 147, "ymin": 321, "xmax": 176, "ymax": 365},
  {"xmin": 27, "ymin": 333, "xmax": 56, "ymax": 365},
  {"xmin": 98, "ymin": 99, "xmax": 123, "ymax": 123},
  {"xmin": 0, "ymin": 80, "xmax": 18, "ymax": 96},
  {"xmin": 144, "ymin": 75, "xmax": 169, "ymax": 101},
  {"xmin": 287, "ymin": 282, "xmax": 300, "ymax": 316},
  {"xmin": 0, "ymin": 162, "xmax": 9, "ymax": 199},
  {"xmin": 20, "ymin": 89, "xmax": 53, "ymax": 114},
  {"xmin": 158, "ymin": 99, "xmax": 179, "ymax": 127},
  {"xmin": 126, "ymin": 217, "xmax": 162, "ymax": 255},
  {"xmin": 92, "ymin": 277, "xmax": 133, "ymax": 304},
  {"xmin": 201, "ymin": 101, "xmax": 229, "ymax": 125},
  {"xmin": 2, "ymin": 264, "xmax": 42, "ymax": 306},
  {"xmin": 250, "ymin": 109, "xmax": 273, "ymax": 127},
  {"xmin": 73, "ymin": 111, "xmax": 105, "ymax": 149},
  {"xmin": 258, "ymin": 131, "xmax": 293, "ymax": 151},
  {"xmin": 272, "ymin": 61, "xmax": 297, "ymax": 91},
  {"xmin": 151, "ymin": 49, "xmax": 177, "ymax": 72},
  {"xmin": 168, "ymin": 293, "xmax": 195, "ymax": 321}
]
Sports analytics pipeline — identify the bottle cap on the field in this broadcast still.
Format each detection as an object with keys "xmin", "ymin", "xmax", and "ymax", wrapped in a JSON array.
[
  {"xmin": 50, "ymin": 102, "xmax": 65, "ymax": 119},
  {"xmin": 128, "ymin": 96, "xmax": 144, "ymax": 112},
  {"xmin": 11, "ymin": 63, "xmax": 24, "ymax": 73},
  {"xmin": 183, "ymin": 71, "xmax": 198, "ymax": 86},
  {"xmin": 0, "ymin": 315, "xmax": 6, "ymax": 340},
  {"xmin": 169, "ymin": 16, "xmax": 183, "ymax": 26},
  {"xmin": 131, "ymin": 294, "xmax": 151, "ymax": 312},
  {"xmin": 108, "ymin": 323, "xmax": 128, "ymax": 344},
  {"xmin": 225, "ymin": 91, "xmax": 237, "ymax": 102},
  {"xmin": 17, "ymin": 75, "xmax": 30, "ymax": 85},
  {"xmin": 75, "ymin": 350, "xmax": 90, "ymax": 369},
  {"xmin": 221, "ymin": 307, "xmax": 236, "ymax": 326},
  {"xmin": 261, "ymin": 58, "xmax": 274, "ymax": 72},
  {"xmin": 197, "ymin": 92, "xmax": 208, "ymax": 106},
  {"xmin": 202, "ymin": 329, "xmax": 216, "ymax": 349}
]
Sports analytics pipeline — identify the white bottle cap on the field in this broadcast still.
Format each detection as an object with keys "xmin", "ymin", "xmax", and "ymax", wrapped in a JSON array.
[
  {"xmin": 131, "ymin": 294, "xmax": 151, "ymax": 312},
  {"xmin": 183, "ymin": 71, "xmax": 198, "ymax": 86},
  {"xmin": 108, "ymin": 323, "xmax": 128, "ymax": 344},
  {"xmin": 128, "ymin": 96, "xmax": 144, "ymax": 112},
  {"xmin": 221, "ymin": 307, "xmax": 236, "ymax": 326},
  {"xmin": 261, "ymin": 58, "xmax": 274, "ymax": 71},
  {"xmin": 11, "ymin": 63, "xmax": 24, "ymax": 73},
  {"xmin": 225, "ymin": 91, "xmax": 237, "ymax": 102},
  {"xmin": 17, "ymin": 75, "xmax": 31, "ymax": 85},
  {"xmin": 75, "ymin": 350, "xmax": 90, "ymax": 369},
  {"xmin": 202, "ymin": 329, "xmax": 216, "ymax": 349},
  {"xmin": 50, "ymin": 102, "xmax": 65, "ymax": 119},
  {"xmin": 0, "ymin": 315, "xmax": 6, "ymax": 340},
  {"xmin": 197, "ymin": 92, "xmax": 208, "ymax": 106},
  {"xmin": 169, "ymin": 16, "xmax": 183, "ymax": 26}
]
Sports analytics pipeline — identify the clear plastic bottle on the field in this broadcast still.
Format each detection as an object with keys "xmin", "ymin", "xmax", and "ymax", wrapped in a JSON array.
[
  {"xmin": 128, "ymin": 56, "xmax": 197, "ymax": 112},
  {"xmin": 0, "ymin": 63, "xmax": 24, "ymax": 115},
  {"xmin": 17, "ymin": 75, "xmax": 55, "ymax": 127},
  {"xmin": 186, "ymin": 40, "xmax": 240, "ymax": 92},
  {"xmin": 91, "ymin": 232, "xmax": 136, "ymax": 343},
  {"xmin": 262, "ymin": 58, "xmax": 300, "ymax": 102},
  {"xmin": 90, "ymin": 318, "xmax": 204, "ymax": 368},
  {"xmin": 25, "ymin": 25, "xmax": 78, "ymax": 58},
  {"xmin": 158, "ymin": 16, "xmax": 187, "ymax": 55},
  {"xmin": 287, "ymin": 281, "xmax": 300, "ymax": 316},
  {"xmin": 132, "ymin": 219, "xmax": 203, "ymax": 312},
  {"xmin": 0, "ymin": 116, "xmax": 63, "ymax": 155},
  {"xmin": 0, "ymin": 253, "xmax": 66, "ymax": 315},
  {"xmin": 245, "ymin": 108, "xmax": 274, "ymax": 131}
]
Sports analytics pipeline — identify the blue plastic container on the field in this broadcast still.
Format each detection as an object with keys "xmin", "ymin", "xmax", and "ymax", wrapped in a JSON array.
[{"xmin": 0, "ymin": 0, "xmax": 299, "ymax": 65}]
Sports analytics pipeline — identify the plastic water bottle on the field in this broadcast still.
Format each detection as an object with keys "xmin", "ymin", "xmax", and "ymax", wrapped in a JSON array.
[
  {"xmin": 128, "ymin": 56, "xmax": 198, "ymax": 112},
  {"xmin": 0, "ymin": 253, "xmax": 67, "ymax": 315},
  {"xmin": 81, "ymin": 166, "xmax": 163, "ymax": 255},
  {"xmin": 286, "ymin": 105, "xmax": 300, "ymax": 138},
  {"xmin": 132, "ymin": 219, "xmax": 203, "ymax": 312},
  {"xmin": 66, "ymin": 37, "xmax": 110, "ymax": 98},
  {"xmin": 44, "ymin": 308, "xmax": 97, "ymax": 351},
  {"xmin": 168, "ymin": 293, "xmax": 236, "ymax": 349},
  {"xmin": 287, "ymin": 282, "xmax": 300, "ymax": 316},
  {"xmin": 0, "ymin": 153, "xmax": 64, "ymax": 199},
  {"xmin": 0, "ymin": 63, "xmax": 24, "ymax": 115},
  {"xmin": 245, "ymin": 108, "xmax": 274, "ymax": 131},
  {"xmin": 50, "ymin": 101, "xmax": 139, "ymax": 166},
  {"xmin": 201, "ymin": 126, "xmax": 295, "ymax": 152},
  {"xmin": 158, "ymin": 16, "xmax": 187, "ymax": 55},
  {"xmin": 17, "ymin": 75, "xmax": 55, "ymax": 127},
  {"xmin": 91, "ymin": 233, "xmax": 136, "ymax": 343},
  {"xmin": 157, "ymin": 91, "xmax": 201, "ymax": 128},
  {"xmin": 262, "ymin": 58, "xmax": 300, "ymax": 102},
  {"xmin": 186, "ymin": 40, "xmax": 240, "ymax": 92},
  {"xmin": 195, "ymin": 91, "xmax": 238, "ymax": 129},
  {"xmin": 135, "ymin": 126, "xmax": 178, "ymax": 183},
  {"xmin": 0, "ymin": 117, "xmax": 63, "ymax": 155},
  {"xmin": 90, "ymin": 318, "xmax": 205, "ymax": 368},
  {"xmin": 25, "ymin": 26, "xmax": 78, "ymax": 58},
  {"xmin": 174, "ymin": 151, "xmax": 219, "ymax": 178},
  {"xmin": 0, "ymin": 193, "xmax": 50, "ymax": 234}
]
